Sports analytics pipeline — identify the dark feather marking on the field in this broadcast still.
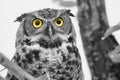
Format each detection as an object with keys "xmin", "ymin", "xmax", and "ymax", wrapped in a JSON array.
[
  {"xmin": 67, "ymin": 46, "xmax": 79, "ymax": 57},
  {"xmin": 49, "ymin": 67, "xmax": 56, "ymax": 73},
  {"xmin": 73, "ymin": 47, "xmax": 79, "ymax": 57},
  {"xmin": 23, "ymin": 64, "xmax": 28, "ymax": 69},
  {"xmin": 67, "ymin": 46, "xmax": 73, "ymax": 53},
  {"xmin": 32, "ymin": 70, "xmax": 38, "ymax": 77},
  {"xmin": 61, "ymin": 53, "xmax": 68, "ymax": 62},
  {"xmin": 21, "ymin": 59, "xmax": 27, "ymax": 63},
  {"xmin": 22, "ymin": 47, "xmax": 26, "ymax": 52},
  {"xmin": 69, "ymin": 67, "xmax": 73, "ymax": 71},
  {"xmin": 31, "ymin": 50, "xmax": 40, "ymax": 60},
  {"xmin": 68, "ymin": 36, "xmax": 74, "ymax": 42},
  {"xmin": 23, "ymin": 38, "xmax": 31, "ymax": 45},
  {"xmin": 10, "ymin": 75, "xmax": 18, "ymax": 80},
  {"xmin": 69, "ymin": 78, "xmax": 73, "ymax": 80},
  {"xmin": 17, "ymin": 62, "xmax": 22, "ymax": 67},
  {"xmin": 56, "ymin": 70, "xmax": 61, "ymax": 74},
  {"xmin": 61, "ymin": 71, "xmax": 68, "ymax": 75},
  {"xmin": 67, "ymin": 60, "xmax": 78, "ymax": 65},
  {"xmin": 37, "ymin": 64, "xmax": 43, "ymax": 70},
  {"xmin": 25, "ymin": 53, "xmax": 33, "ymax": 64},
  {"xmin": 37, "ymin": 39, "xmax": 62, "ymax": 48},
  {"xmin": 65, "ymin": 66, "xmax": 70, "ymax": 70},
  {"xmin": 14, "ymin": 53, "xmax": 20, "ymax": 63},
  {"xmin": 67, "ymin": 60, "xmax": 72, "ymax": 65},
  {"xmin": 59, "ymin": 76, "xmax": 65, "ymax": 80},
  {"xmin": 56, "ymin": 64, "xmax": 63, "ymax": 69}
]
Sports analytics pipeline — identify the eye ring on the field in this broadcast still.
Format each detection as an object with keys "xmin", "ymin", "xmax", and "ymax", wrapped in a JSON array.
[
  {"xmin": 32, "ymin": 18, "xmax": 43, "ymax": 28},
  {"xmin": 54, "ymin": 17, "xmax": 64, "ymax": 27}
]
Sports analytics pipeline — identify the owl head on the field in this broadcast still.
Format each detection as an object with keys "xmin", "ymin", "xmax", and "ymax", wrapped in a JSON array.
[{"xmin": 15, "ymin": 8, "xmax": 76, "ymax": 47}]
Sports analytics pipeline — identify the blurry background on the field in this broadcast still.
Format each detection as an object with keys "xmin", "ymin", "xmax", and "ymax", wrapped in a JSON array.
[{"xmin": 0, "ymin": 0, "xmax": 120, "ymax": 80}]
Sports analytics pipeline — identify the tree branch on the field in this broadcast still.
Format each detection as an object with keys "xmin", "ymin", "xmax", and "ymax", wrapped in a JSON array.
[
  {"xmin": 102, "ymin": 22, "xmax": 120, "ymax": 40},
  {"xmin": 0, "ymin": 52, "xmax": 49, "ymax": 80},
  {"xmin": 0, "ymin": 75, "xmax": 7, "ymax": 80},
  {"xmin": 101, "ymin": 22, "xmax": 120, "ymax": 63}
]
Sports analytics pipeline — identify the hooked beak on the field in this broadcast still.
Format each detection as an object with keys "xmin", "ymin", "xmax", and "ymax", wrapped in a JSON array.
[{"xmin": 44, "ymin": 22, "xmax": 55, "ymax": 38}]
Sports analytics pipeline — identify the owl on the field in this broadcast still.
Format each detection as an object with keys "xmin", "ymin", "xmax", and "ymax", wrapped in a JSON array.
[{"xmin": 6, "ymin": 8, "xmax": 84, "ymax": 80}]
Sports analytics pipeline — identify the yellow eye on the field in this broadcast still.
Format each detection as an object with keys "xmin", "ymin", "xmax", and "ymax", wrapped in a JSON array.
[
  {"xmin": 54, "ymin": 17, "xmax": 64, "ymax": 27},
  {"xmin": 32, "ymin": 19, "xmax": 43, "ymax": 28}
]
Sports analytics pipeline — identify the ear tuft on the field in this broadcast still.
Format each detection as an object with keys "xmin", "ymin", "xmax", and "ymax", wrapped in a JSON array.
[
  {"xmin": 66, "ymin": 10, "xmax": 75, "ymax": 17},
  {"xmin": 69, "ymin": 12, "xmax": 75, "ymax": 17},
  {"xmin": 14, "ymin": 13, "xmax": 28, "ymax": 22}
]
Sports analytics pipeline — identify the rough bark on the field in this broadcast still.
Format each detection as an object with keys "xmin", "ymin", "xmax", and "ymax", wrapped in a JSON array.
[{"xmin": 77, "ymin": 0, "xmax": 120, "ymax": 80}]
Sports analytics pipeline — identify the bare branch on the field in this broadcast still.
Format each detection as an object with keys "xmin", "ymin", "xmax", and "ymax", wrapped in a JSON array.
[
  {"xmin": 0, "ymin": 52, "xmax": 48, "ymax": 80},
  {"xmin": 102, "ymin": 23, "xmax": 120, "ymax": 40}
]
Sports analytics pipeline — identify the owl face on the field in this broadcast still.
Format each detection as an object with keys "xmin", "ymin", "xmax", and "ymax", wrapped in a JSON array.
[{"xmin": 16, "ymin": 8, "xmax": 76, "ymax": 46}]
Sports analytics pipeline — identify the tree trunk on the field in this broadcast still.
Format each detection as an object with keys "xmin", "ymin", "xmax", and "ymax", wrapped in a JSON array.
[{"xmin": 77, "ymin": 0, "xmax": 120, "ymax": 80}]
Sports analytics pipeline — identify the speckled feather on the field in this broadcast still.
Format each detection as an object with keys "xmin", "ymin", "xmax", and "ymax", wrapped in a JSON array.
[{"xmin": 6, "ymin": 8, "xmax": 84, "ymax": 80}]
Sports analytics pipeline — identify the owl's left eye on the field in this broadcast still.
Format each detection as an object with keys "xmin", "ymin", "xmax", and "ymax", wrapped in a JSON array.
[
  {"xmin": 32, "ymin": 19, "xmax": 43, "ymax": 28},
  {"xmin": 54, "ymin": 17, "xmax": 64, "ymax": 27}
]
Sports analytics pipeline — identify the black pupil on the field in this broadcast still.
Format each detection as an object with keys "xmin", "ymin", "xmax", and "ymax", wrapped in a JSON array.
[
  {"xmin": 56, "ymin": 19, "xmax": 61, "ymax": 24},
  {"xmin": 35, "ymin": 20, "xmax": 40, "ymax": 25}
]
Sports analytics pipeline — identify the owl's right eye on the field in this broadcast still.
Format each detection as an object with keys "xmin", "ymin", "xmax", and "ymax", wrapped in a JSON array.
[{"xmin": 32, "ymin": 19, "xmax": 43, "ymax": 28}]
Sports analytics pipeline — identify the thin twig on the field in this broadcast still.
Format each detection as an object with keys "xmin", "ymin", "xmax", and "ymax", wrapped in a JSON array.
[{"xmin": 102, "ymin": 23, "xmax": 120, "ymax": 40}]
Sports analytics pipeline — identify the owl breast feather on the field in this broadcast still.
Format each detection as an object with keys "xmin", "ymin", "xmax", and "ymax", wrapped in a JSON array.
[{"xmin": 13, "ymin": 39, "xmax": 82, "ymax": 80}]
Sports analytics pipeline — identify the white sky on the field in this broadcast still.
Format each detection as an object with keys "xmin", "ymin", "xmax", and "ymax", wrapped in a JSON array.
[{"xmin": 0, "ymin": 0, "xmax": 120, "ymax": 80}]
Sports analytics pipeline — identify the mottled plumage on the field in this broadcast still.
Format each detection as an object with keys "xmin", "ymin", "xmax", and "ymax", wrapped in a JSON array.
[{"xmin": 6, "ymin": 8, "xmax": 84, "ymax": 80}]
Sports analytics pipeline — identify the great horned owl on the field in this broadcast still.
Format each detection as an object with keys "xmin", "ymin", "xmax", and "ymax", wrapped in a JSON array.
[{"xmin": 6, "ymin": 8, "xmax": 84, "ymax": 80}]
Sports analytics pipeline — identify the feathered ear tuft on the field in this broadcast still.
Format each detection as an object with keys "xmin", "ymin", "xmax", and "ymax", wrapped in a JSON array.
[
  {"xmin": 14, "ymin": 13, "xmax": 28, "ymax": 22},
  {"xmin": 66, "ymin": 10, "xmax": 75, "ymax": 17}
]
